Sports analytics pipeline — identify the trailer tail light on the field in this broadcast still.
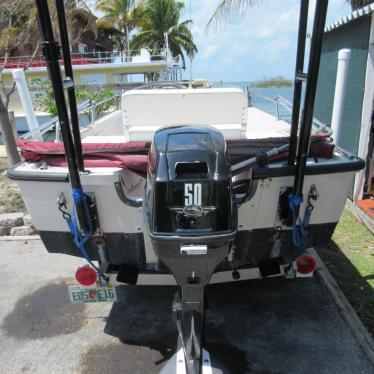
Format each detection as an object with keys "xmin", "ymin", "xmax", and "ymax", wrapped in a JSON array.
[
  {"xmin": 296, "ymin": 255, "xmax": 317, "ymax": 275},
  {"xmin": 75, "ymin": 265, "xmax": 97, "ymax": 286}
]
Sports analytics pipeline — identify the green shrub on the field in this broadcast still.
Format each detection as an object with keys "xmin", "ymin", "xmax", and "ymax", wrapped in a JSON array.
[
  {"xmin": 32, "ymin": 79, "xmax": 117, "ymax": 118},
  {"xmin": 250, "ymin": 76, "xmax": 292, "ymax": 88}
]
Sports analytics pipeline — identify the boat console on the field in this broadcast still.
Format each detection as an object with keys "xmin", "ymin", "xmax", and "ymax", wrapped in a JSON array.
[{"xmin": 121, "ymin": 88, "xmax": 248, "ymax": 141}]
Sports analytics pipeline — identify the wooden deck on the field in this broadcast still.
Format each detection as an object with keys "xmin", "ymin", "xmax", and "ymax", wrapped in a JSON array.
[
  {"xmin": 346, "ymin": 198, "xmax": 374, "ymax": 234},
  {"xmin": 357, "ymin": 199, "xmax": 374, "ymax": 220}
]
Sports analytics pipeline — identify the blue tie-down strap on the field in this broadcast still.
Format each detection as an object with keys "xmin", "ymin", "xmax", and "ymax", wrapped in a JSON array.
[
  {"xmin": 288, "ymin": 194, "xmax": 313, "ymax": 253},
  {"xmin": 289, "ymin": 194, "xmax": 303, "ymax": 209},
  {"xmin": 63, "ymin": 190, "xmax": 105, "ymax": 278}
]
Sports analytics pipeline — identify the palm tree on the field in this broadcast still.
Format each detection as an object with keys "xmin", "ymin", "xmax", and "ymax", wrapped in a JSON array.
[
  {"xmin": 207, "ymin": 0, "xmax": 373, "ymax": 27},
  {"xmin": 96, "ymin": 0, "xmax": 144, "ymax": 52},
  {"xmin": 130, "ymin": 0, "xmax": 197, "ymax": 69}
]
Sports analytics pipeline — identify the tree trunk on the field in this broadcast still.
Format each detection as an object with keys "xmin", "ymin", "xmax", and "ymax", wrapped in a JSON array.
[
  {"xmin": 9, "ymin": 111, "xmax": 17, "ymax": 139},
  {"xmin": 0, "ymin": 96, "xmax": 21, "ymax": 166}
]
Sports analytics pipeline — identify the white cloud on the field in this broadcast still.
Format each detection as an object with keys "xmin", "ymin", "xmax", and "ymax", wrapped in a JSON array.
[
  {"xmin": 145, "ymin": 0, "xmax": 353, "ymax": 81},
  {"xmin": 89, "ymin": 0, "xmax": 352, "ymax": 81},
  {"xmin": 201, "ymin": 44, "xmax": 220, "ymax": 59}
]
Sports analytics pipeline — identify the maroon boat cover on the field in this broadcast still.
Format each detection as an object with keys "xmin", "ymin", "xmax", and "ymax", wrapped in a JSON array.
[
  {"xmin": 16, "ymin": 135, "xmax": 334, "ymax": 176},
  {"xmin": 17, "ymin": 139, "xmax": 150, "ymax": 175}
]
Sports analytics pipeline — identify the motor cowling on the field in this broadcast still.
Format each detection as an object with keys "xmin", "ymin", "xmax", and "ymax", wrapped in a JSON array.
[{"xmin": 145, "ymin": 125, "xmax": 235, "ymax": 236}]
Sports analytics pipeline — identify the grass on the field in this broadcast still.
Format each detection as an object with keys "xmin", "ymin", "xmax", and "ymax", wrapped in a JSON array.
[
  {"xmin": 317, "ymin": 209, "xmax": 374, "ymax": 336},
  {"xmin": 0, "ymin": 157, "xmax": 27, "ymax": 214}
]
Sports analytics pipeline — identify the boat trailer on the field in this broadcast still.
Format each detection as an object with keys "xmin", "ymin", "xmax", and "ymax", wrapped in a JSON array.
[{"xmin": 33, "ymin": 0, "xmax": 329, "ymax": 373}]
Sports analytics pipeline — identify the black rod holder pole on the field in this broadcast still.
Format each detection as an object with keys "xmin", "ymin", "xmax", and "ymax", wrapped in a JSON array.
[
  {"xmin": 35, "ymin": 0, "xmax": 88, "ymax": 232},
  {"xmin": 288, "ymin": 0, "xmax": 309, "ymax": 166},
  {"xmin": 292, "ymin": 0, "xmax": 328, "ymax": 198},
  {"xmin": 55, "ymin": 0, "xmax": 85, "ymax": 172}
]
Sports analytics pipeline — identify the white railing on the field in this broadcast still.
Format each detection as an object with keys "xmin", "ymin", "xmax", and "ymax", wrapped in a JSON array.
[
  {"xmin": 248, "ymin": 89, "xmax": 330, "ymax": 135},
  {"xmin": 1, "ymin": 49, "xmax": 168, "ymax": 69},
  {"xmin": 21, "ymin": 95, "xmax": 120, "ymax": 142}
]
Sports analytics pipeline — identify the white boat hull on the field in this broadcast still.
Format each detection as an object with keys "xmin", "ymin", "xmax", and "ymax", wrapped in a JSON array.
[{"xmin": 9, "ymin": 153, "xmax": 360, "ymax": 276}]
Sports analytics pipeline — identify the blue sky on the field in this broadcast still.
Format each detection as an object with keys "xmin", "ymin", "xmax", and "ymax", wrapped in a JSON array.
[{"xmin": 180, "ymin": 0, "xmax": 352, "ymax": 82}]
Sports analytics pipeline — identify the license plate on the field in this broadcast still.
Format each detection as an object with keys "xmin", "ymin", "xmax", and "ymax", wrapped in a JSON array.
[{"xmin": 68, "ymin": 284, "xmax": 117, "ymax": 304}]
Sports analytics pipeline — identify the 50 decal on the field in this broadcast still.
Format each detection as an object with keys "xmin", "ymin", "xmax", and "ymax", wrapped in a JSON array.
[{"xmin": 184, "ymin": 183, "xmax": 202, "ymax": 206}]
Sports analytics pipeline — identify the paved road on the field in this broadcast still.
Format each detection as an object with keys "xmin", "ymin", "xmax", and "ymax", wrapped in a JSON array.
[{"xmin": 0, "ymin": 239, "xmax": 373, "ymax": 374}]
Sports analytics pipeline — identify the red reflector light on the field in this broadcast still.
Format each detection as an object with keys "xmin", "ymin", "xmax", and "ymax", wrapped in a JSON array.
[
  {"xmin": 296, "ymin": 255, "xmax": 317, "ymax": 274},
  {"xmin": 75, "ymin": 266, "xmax": 97, "ymax": 286}
]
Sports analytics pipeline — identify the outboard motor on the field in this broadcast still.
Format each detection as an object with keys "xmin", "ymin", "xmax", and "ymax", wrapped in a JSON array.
[{"xmin": 144, "ymin": 126, "xmax": 237, "ymax": 374}]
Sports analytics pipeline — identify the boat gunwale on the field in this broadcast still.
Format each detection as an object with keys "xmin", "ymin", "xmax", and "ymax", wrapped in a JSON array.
[{"xmin": 8, "ymin": 150, "xmax": 364, "ymax": 183}]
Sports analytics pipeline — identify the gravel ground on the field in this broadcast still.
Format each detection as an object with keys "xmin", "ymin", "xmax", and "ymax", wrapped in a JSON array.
[{"xmin": 0, "ymin": 156, "xmax": 27, "ymax": 214}]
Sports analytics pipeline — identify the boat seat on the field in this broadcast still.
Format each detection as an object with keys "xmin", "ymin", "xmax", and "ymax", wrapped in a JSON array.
[
  {"xmin": 127, "ymin": 124, "xmax": 244, "ymax": 141},
  {"xmin": 121, "ymin": 88, "xmax": 248, "ymax": 141}
]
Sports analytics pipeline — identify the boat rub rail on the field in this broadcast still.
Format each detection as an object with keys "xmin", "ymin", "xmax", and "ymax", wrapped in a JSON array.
[{"xmin": 8, "ymin": 152, "xmax": 365, "ymax": 183}]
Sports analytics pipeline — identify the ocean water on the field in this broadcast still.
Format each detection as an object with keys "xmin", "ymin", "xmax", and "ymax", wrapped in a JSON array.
[
  {"xmin": 216, "ymin": 81, "xmax": 295, "ymax": 123},
  {"xmin": 248, "ymin": 87, "xmax": 294, "ymax": 123}
]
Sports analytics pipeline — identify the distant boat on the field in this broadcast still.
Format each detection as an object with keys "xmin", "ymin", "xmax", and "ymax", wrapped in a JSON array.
[{"xmin": 4, "ymin": 48, "xmax": 184, "ymax": 134}]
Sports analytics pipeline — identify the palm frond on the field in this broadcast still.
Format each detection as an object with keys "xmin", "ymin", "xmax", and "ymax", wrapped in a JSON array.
[
  {"xmin": 206, "ymin": 0, "xmax": 263, "ymax": 30},
  {"xmin": 130, "ymin": 30, "xmax": 157, "ymax": 50},
  {"xmin": 96, "ymin": 16, "xmax": 118, "ymax": 29}
]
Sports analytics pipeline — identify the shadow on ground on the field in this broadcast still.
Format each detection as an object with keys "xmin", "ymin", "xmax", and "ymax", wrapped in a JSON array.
[
  {"xmin": 81, "ymin": 277, "xmax": 374, "ymax": 374},
  {"xmin": 2, "ymin": 279, "xmax": 84, "ymax": 339}
]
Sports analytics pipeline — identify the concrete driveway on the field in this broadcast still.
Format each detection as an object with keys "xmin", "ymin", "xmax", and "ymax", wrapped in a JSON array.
[{"xmin": 0, "ymin": 239, "xmax": 373, "ymax": 374}]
